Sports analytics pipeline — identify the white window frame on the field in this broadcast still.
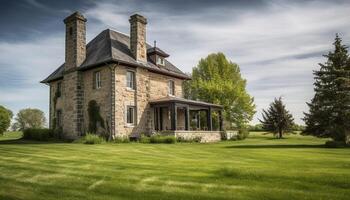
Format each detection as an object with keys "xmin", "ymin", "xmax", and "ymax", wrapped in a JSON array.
[
  {"xmin": 126, "ymin": 106, "xmax": 136, "ymax": 126},
  {"xmin": 94, "ymin": 71, "xmax": 101, "ymax": 89},
  {"xmin": 126, "ymin": 71, "xmax": 135, "ymax": 90},
  {"xmin": 157, "ymin": 56, "xmax": 165, "ymax": 66},
  {"xmin": 168, "ymin": 80, "xmax": 175, "ymax": 96}
]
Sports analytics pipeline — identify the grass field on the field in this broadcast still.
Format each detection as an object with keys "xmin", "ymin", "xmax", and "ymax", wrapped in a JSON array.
[{"xmin": 0, "ymin": 132, "xmax": 349, "ymax": 200}]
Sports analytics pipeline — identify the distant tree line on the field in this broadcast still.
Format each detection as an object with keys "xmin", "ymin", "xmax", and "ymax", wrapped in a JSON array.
[{"xmin": 0, "ymin": 106, "xmax": 46, "ymax": 134}]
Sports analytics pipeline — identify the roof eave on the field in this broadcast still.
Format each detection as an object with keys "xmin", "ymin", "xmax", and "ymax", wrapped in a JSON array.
[{"xmin": 79, "ymin": 58, "xmax": 191, "ymax": 80}]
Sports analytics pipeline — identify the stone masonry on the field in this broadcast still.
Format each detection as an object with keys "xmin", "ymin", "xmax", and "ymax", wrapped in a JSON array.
[
  {"xmin": 129, "ymin": 14, "xmax": 147, "ymax": 63},
  {"xmin": 46, "ymin": 12, "xmax": 222, "ymax": 142},
  {"xmin": 61, "ymin": 12, "xmax": 87, "ymax": 138}
]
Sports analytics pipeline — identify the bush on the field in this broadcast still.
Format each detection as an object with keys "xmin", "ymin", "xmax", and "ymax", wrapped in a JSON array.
[
  {"xmin": 53, "ymin": 127, "xmax": 63, "ymax": 139},
  {"xmin": 139, "ymin": 135, "xmax": 151, "ymax": 143},
  {"xmin": 149, "ymin": 135, "xmax": 176, "ymax": 144},
  {"xmin": 79, "ymin": 133, "xmax": 105, "ymax": 144},
  {"xmin": 177, "ymin": 136, "xmax": 201, "ymax": 143},
  {"xmin": 23, "ymin": 128, "xmax": 53, "ymax": 141},
  {"xmin": 237, "ymin": 128, "xmax": 249, "ymax": 140},
  {"xmin": 325, "ymin": 140, "xmax": 346, "ymax": 148},
  {"xmin": 113, "ymin": 136, "xmax": 130, "ymax": 143}
]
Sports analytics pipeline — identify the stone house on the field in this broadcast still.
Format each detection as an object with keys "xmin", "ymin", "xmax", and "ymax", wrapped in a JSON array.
[{"xmin": 41, "ymin": 12, "xmax": 223, "ymax": 142}]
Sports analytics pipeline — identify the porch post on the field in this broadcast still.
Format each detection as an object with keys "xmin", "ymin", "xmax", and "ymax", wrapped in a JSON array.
[
  {"xmin": 159, "ymin": 107, "xmax": 163, "ymax": 131},
  {"xmin": 185, "ymin": 106, "xmax": 190, "ymax": 130},
  {"xmin": 207, "ymin": 107, "xmax": 212, "ymax": 131},
  {"xmin": 197, "ymin": 110, "xmax": 200, "ymax": 130},
  {"xmin": 171, "ymin": 103, "xmax": 177, "ymax": 130},
  {"xmin": 219, "ymin": 110, "xmax": 223, "ymax": 131}
]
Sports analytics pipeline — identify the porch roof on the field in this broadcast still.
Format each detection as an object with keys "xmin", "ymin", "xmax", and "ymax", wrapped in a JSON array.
[{"xmin": 149, "ymin": 96, "xmax": 223, "ymax": 109}]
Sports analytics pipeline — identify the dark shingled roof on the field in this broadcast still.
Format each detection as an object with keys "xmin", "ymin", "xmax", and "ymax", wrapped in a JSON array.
[
  {"xmin": 41, "ymin": 29, "xmax": 190, "ymax": 83},
  {"xmin": 149, "ymin": 96, "xmax": 223, "ymax": 108},
  {"xmin": 147, "ymin": 47, "xmax": 169, "ymax": 57}
]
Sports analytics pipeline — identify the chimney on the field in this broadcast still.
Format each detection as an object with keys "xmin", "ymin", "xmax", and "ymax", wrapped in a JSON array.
[
  {"xmin": 64, "ymin": 11, "xmax": 87, "ymax": 70},
  {"xmin": 129, "ymin": 14, "xmax": 147, "ymax": 63}
]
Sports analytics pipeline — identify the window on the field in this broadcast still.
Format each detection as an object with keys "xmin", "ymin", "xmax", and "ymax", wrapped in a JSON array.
[
  {"xmin": 56, "ymin": 110, "xmax": 62, "ymax": 127},
  {"xmin": 93, "ymin": 71, "xmax": 101, "ymax": 89},
  {"xmin": 126, "ymin": 106, "xmax": 136, "ymax": 125},
  {"xmin": 168, "ymin": 80, "xmax": 175, "ymax": 96},
  {"xmin": 56, "ymin": 82, "xmax": 62, "ymax": 97},
  {"xmin": 126, "ymin": 71, "xmax": 135, "ymax": 89},
  {"xmin": 157, "ymin": 57, "xmax": 165, "ymax": 66}
]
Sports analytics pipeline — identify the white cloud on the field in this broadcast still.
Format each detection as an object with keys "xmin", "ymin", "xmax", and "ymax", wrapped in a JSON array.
[
  {"xmin": 1, "ymin": 0, "xmax": 350, "ymax": 125},
  {"xmin": 85, "ymin": 0, "xmax": 350, "ymax": 124}
]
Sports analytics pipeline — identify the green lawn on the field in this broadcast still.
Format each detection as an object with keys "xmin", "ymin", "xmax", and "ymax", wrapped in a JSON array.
[{"xmin": 0, "ymin": 132, "xmax": 349, "ymax": 200}]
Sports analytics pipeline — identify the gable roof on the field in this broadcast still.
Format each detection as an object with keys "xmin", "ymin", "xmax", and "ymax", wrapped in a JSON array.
[{"xmin": 41, "ymin": 29, "xmax": 190, "ymax": 83}]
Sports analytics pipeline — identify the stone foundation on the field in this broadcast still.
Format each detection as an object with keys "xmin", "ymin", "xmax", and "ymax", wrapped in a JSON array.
[{"xmin": 160, "ymin": 130, "xmax": 222, "ymax": 143}]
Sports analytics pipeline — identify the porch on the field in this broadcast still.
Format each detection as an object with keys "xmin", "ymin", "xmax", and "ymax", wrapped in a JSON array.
[{"xmin": 150, "ymin": 96, "xmax": 223, "ymax": 132}]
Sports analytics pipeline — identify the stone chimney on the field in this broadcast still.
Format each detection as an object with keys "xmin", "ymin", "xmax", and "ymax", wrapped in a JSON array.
[
  {"xmin": 64, "ymin": 11, "xmax": 87, "ymax": 70},
  {"xmin": 129, "ymin": 14, "xmax": 147, "ymax": 63}
]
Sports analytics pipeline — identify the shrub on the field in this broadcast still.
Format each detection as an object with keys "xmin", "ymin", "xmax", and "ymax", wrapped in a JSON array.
[
  {"xmin": 139, "ymin": 135, "xmax": 151, "ymax": 143},
  {"xmin": 149, "ymin": 135, "xmax": 176, "ymax": 144},
  {"xmin": 53, "ymin": 127, "xmax": 63, "ymax": 139},
  {"xmin": 237, "ymin": 128, "xmax": 249, "ymax": 140},
  {"xmin": 113, "ymin": 137, "xmax": 130, "ymax": 143},
  {"xmin": 325, "ymin": 140, "xmax": 346, "ymax": 148},
  {"xmin": 177, "ymin": 136, "xmax": 201, "ymax": 143},
  {"xmin": 79, "ymin": 133, "xmax": 105, "ymax": 144},
  {"xmin": 23, "ymin": 128, "xmax": 53, "ymax": 141}
]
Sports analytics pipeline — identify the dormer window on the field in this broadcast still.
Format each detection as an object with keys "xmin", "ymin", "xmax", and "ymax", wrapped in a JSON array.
[{"xmin": 157, "ymin": 57, "xmax": 165, "ymax": 66}]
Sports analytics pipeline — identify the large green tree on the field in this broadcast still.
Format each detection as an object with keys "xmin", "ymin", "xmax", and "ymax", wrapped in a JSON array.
[
  {"xmin": 303, "ymin": 34, "xmax": 350, "ymax": 143},
  {"xmin": 13, "ymin": 108, "xmax": 46, "ymax": 130},
  {"xmin": 184, "ymin": 52, "xmax": 255, "ymax": 128},
  {"xmin": 260, "ymin": 97, "xmax": 294, "ymax": 139},
  {"xmin": 0, "ymin": 105, "xmax": 12, "ymax": 135}
]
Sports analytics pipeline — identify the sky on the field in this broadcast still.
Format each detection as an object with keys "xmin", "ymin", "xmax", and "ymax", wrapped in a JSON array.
[{"xmin": 0, "ymin": 0, "xmax": 350, "ymax": 125}]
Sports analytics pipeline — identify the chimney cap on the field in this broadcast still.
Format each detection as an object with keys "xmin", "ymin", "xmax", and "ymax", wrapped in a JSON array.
[
  {"xmin": 64, "ymin": 11, "xmax": 87, "ymax": 23},
  {"xmin": 129, "ymin": 14, "xmax": 147, "ymax": 24}
]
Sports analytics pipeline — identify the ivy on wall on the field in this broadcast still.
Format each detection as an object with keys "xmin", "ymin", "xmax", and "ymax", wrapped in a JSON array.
[{"xmin": 88, "ymin": 100, "xmax": 105, "ymax": 133}]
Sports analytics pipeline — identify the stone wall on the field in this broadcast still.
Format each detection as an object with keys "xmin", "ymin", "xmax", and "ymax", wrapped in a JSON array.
[
  {"xmin": 62, "ymin": 71, "xmax": 84, "ymax": 139},
  {"xmin": 82, "ymin": 65, "xmax": 112, "ymax": 134},
  {"xmin": 164, "ymin": 131, "xmax": 222, "ymax": 143},
  {"xmin": 114, "ymin": 65, "xmax": 184, "ymax": 137},
  {"xmin": 52, "ymin": 62, "xmax": 184, "ymax": 138},
  {"xmin": 175, "ymin": 131, "xmax": 222, "ymax": 143},
  {"xmin": 49, "ymin": 80, "xmax": 64, "ymax": 129}
]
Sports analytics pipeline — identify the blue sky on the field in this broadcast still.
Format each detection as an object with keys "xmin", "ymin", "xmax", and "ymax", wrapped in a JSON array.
[{"xmin": 0, "ymin": 0, "xmax": 349, "ymax": 125}]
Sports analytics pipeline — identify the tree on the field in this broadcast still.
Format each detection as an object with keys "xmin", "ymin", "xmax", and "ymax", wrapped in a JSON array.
[
  {"xmin": 14, "ymin": 108, "xmax": 46, "ymax": 130},
  {"xmin": 303, "ymin": 34, "xmax": 350, "ymax": 143},
  {"xmin": 0, "ymin": 105, "xmax": 12, "ymax": 135},
  {"xmin": 184, "ymin": 52, "xmax": 255, "ymax": 128},
  {"xmin": 259, "ymin": 97, "xmax": 294, "ymax": 139}
]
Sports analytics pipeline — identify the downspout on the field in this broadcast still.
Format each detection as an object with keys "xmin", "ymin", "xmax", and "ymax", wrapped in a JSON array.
[{"xmin": 108, "ymin": 61, "xmax": 118, "ymax": 139}]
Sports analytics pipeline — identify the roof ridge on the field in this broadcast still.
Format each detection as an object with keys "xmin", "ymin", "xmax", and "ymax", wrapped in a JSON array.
[
  {"xmin": 106, "ymin": 29, "xmax": 113, "ymax": 60},
  {"xmin": 108, "ymin": 28, "xmax": 129, "ymax": 37}
]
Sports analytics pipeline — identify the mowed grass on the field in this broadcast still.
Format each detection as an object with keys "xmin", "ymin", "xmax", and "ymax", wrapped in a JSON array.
[{"xmin": 0, "ymin": 132, "xmax": 349, "ymax": 200}]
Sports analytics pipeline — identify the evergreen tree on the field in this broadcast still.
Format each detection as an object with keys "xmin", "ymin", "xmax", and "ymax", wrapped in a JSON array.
[
  {"xmin": 259, "ymin": 97, "xmax": 294, "ymax": 139},
  {"xmin": 303, "ymin": 34, "xmax": 350, "ymax": 143},
  {"xmin": 184, "ymin": 53, "xmax": 255, "ymax": 128}
]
